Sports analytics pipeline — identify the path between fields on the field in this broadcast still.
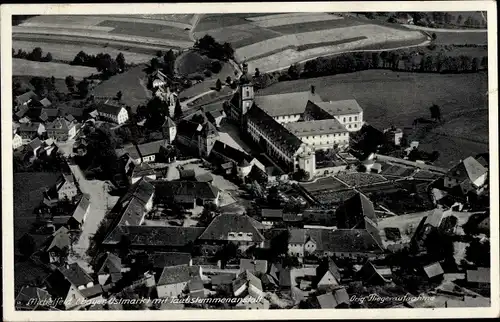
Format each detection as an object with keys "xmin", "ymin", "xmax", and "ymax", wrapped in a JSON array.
[
  {"xmin": 189, "ymin": 14, "xmax": 203, "ymax": 42},
  {"xmin": 263, "ymin": 39, "xmax": 432, "ymax": 73},
  {"xmin": 402, "ymin": 24, "xmax": 487, "ymax": 33}
]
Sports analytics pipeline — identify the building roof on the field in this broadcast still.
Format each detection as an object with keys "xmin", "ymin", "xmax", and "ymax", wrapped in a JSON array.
[
  {"xmin": 46, "ymin": 118, "xmax": 74, "ymax": 132},
  {"xmin": 305, "ymin": 228, "xmax": 384, "ymax": 254},
  {"xmin": 314, "ymin": 99, "xmax": 363, "ymax": 116},
  {"xmin": 59, "ymin": 263, "xmax": 93, "ymax": 287},
  {"xmin": 179, "ymin": 169, "xmax": 196, "ymax": 179},
  {"xmin": 335, "ymin": 192, "xmax": 377, "ymax": 229},
  {"xmin": 46, "ymin": 226, "xmax": 70, "ymax": 251},
  {"xmin": 198, "ymin": 213, "xmax": 265, "ymax": 242},
  {"xmin": 39, "ymin": 97, "xmax": 52, "ymax": 108},
  {"xmin": 131, "ymin": 162, "xmax": 156, "ymax": 178},
  {"xmin": 153, "ymin": 180, "xmax": 219, "ymax": 201},
  {"xmin": 103, "ymin": 226, "xmax": 205, "ymax": 247},
  {"xmin": 284, "ymin": 118, "xmax": 347, "ymax": 137},
  {"xmin": 423, "ymin": 262, "xmax": 444, "ymax": 278},
  {"xmin": 317, "ymin": 259, "xmax": 341, "ymax": 282},
  {"xmin": 254, "ymin": 91, "xmax": 324, "ymax": 117},
  {"xmin": 72, "ymin": 194, "xmax": 90, "ymax": 224},
  {"xmin": 279, "ymin": 268, "xmax": 292, "ymax": 287},
  {"xmin": 151, "ymin": 252, "xmax": 192, "ymax": 269},
  {"xmin": 41, "ymin": 107, "xmax": 62, "ymax": 120},
  {"xmin": 18, "ymin": 122, "xmax": 42, "ymax": 133},
  {"xmin": 195, "ymin": 172, "xmax": 213, "ymax": 183},
  {"xmin": 118, "ymin": 198, "xmax": 149, "ymax": 226},
  {"xmin": 233, "ymin": 270, "xmax": 263, "ymax": 293},
  {"xmin": 16, "ymin": 91, "xmax": 39, "ymax": 105},
  {"xmin": 261, "ymin": 208, "xmax": 283, "ymax": 219},
  {"xmin": 98, "ymin": 101, "xmax": 125, "ymax": 116},
  {"xmin": 122, "ymin": 178, "xmax": 155, "ymax": 206},
  {"xmin": 136, "ymin": 140, "xmax": 166, "ymax": 157},
  {"xmin": 96, "ymin": 252, "xmax": 122, "ymax": 275},
  {"xmin": 316, "ymin": 288, "xmax": 350, "ymax": 308},
  {"xmin": 117, "ymin": 145, "xmax": 141, "ymax": 160},
  {"xmin": 163, "ymin": 116, "xmax": 176, "ymax": 128},
  {"xmin": 211, "ymin": 273, "xmax": 236, "ymax": 286},
  {"xmin": 447, "ymin": 157, "xmax": 487, "ymax": 184},
  {"xmin": 466, "ymin": 267, "xmax": 490, "ymax": 284},
  {"xmin": 239, "ymin": 259, "xmax": 268, "ymax": 274},
  {"xmin": 15, "ymin": 286, "xmax": 51, "ymax": 308},
  {"xmin": 424, "ymin": 208, "xmax": 445, "ymax": 227},
  {"xmin": 158, "ymin": 265, "xmax": 191, "ymax": 286},
  {"xmin": 210, "ymin": 140, "xmax": 253, "ymax": 165},
  {"xmin": 27, "ymin": 137, "xmax": 42, "ymax": 151},
  {"xmin": 246, "ymin": 105, "xmax": 303, "ymax": 155},
  {"xmin": 289, "ymin": 228, "xmax": 306, "ymax": 244},
  {"xmin": 80, "ymin": 284, "xmax": 104, "ymax": 299}
]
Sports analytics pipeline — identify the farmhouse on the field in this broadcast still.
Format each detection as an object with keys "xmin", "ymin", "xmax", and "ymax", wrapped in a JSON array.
[
  {"xmin": 97, "ymin": 101, "xmax": 129, "ymax": 125},
  {"xmin": 45, "ymin": 117, "xmax": 77, "ymax": 142},
  {"xmin": 156, "ymin": 265, "xmax": 192, "ymax": 299},
  {"xmin": 225, "ymin": 79, "xmax": 364, "ymax": 180},
  {"xmin": 43, "ymin": 173, "xmax": 79, "ymax": 204}
]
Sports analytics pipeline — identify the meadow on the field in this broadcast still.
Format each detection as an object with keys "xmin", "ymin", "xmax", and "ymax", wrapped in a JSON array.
[{"xmin": 13, "ymin": 58, "xmax": 96, "ymax": 80}]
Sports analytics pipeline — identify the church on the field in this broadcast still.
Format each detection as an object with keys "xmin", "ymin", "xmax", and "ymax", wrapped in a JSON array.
[{"xmin": 224, "ymin": 66, "xmax": 364, "ymax": 180}]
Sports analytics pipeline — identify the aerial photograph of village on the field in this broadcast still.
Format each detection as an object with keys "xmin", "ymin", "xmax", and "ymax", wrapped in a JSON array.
[{"xmin": 11, "ymin": 11, "xmax": 491, "ymax": 311}]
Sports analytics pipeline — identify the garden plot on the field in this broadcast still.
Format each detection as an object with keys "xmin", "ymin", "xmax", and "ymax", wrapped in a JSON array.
[
  {"xmin": 300, "ymin": 176, "xmax": 349, "ymax": 193},
  {"xmin": 238, "ymin": 25, "xmax": 426, "ymax": 71},
  {"xmin": 245, "ymin": 12, "xmax": 343, "ymax": 28},
  {"xmin": 13, "ymin": 40, "xmax": 154, "ymax": 64},
  {"xmin": 13, "ymin": 58, "xmax": 96, "ymax": 80},
  {"xmin": 335, "ymin": 172, "xmax": 388, "ymax": 187}
]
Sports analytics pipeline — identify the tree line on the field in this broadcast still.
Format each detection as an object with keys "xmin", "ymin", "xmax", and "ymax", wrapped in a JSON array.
[
  {"xmin": 271, "ymin": 50, "xmax": 488, "ymax": 82},
  {"xmin": 71, "ymin": 51, "xmax": 126, "ymax": 78},
  {"xmin": 13, "ymin": 47, "xmax": 53, "ymax": 62},
  {"xmin": 194, "ymin": 35, "xmax": 235, "ymax": 61}
]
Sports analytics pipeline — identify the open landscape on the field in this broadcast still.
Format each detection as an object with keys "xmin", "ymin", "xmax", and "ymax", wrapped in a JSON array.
[{"xmin": 12, "ymin": 58, "xmax": 97, "ymax": 80}]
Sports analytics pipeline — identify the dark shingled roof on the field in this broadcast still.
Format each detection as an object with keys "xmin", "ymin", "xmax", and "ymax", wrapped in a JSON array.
[
  {"xmin": 211, "ymin": 273, "xmax": 236, "ymax": 286},
  {"xmin": 447, "ymin": 156, "xmax": 487, "ymax": 185},
  {"xmin": 15, "ymin": 286, "xmax": 51, "ymax": 309},
  {"xmin": 254, "ymin": 91, "xmax": 324, "ymax": 117},
  {"xmin": 103, "ymin": 226, "xmax": 205, "ymax": 247},
  {"xmin": 261, "ymin": 208, "xmax": 284, "ymax": 219},
  {"xmin": 153, "ymin": 180, "xmax": 219, "ymax": 200},
  {"xmin": 210, "ymin": 140, "xmax": 253, "ymax": 165},
  {"xmin": 305, "ymin": 228, "xmax": 384, "ymax": 254},
  {"xmin": 246, "ymin": 105, "xmax": 303, "ymax": 155},
  {"xmin": 198, "ymin": 213, "xmax": 265, "ymax": 242},
  {"xmin": 136, "ymin": 140, "xmax": 166, "ymax": 157},
  {"xmin": 15, "ymin": 91, "xmax": 39, "ymax": 106},
  {"xmin": 151, "ymin": 252, "xmax": 192, "ymax": 268},
  {"xmin": 72, "ymin": 194, "xmax": 90, "ymax": 224},
  {"xmin": 335, "ymin": 192, "xmax": 377, "ymax": 229},
  {"xmin": 59, "ymin": 263, "xmax": 93, "ymax": 287},
  {"xmin": 45, "ymin": 226, "xmax": 70, "ymax": 251},
  {"xmin": 158, "ymin": 265, "xmax": 191, "ymax": 286},
  {"xmin": 96, "ymin": 252, "xmax": 122, "ymax": 275},
  {"xmin": 98, "ymin": 101, "xmax": 125, "ymax": 116},
  {"xmin": 80, "ymin": 284, "xmax": 104, "ymax": 298}
]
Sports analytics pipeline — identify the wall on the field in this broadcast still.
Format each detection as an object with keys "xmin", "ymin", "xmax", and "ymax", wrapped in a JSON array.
[
  {"xmin": 157, "ymin": 282, "xmax": 188, "ymax": 298},
  {"xmin": 274, "ymin": 114, "xmax": 301, "ymax": 124},
  {"xmin": 334, "ymin": 112, "xmax": 363, "ymax": 131}
]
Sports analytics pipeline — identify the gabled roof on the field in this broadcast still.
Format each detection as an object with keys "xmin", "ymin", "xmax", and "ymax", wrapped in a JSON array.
[
  {"xmin": 80, "ymin": 284, "xmax": 103, "ymax": 298},
  {"xmin": 447, "ymin": 157, "xmax": 487, "ymax": 184},
  {"xmin": 136, "ymin": 140, "xmax": 166, "ymax": 157},
  {"xmin": 424, "ymin": 208, "xmax": 445, "ymax": 227},
  {"xmin": 335, "ymin": 192, "xmax": 377, "ymax": 229},
  {"xmin": 289, "ymin": 228, "xmax": 306, "ymax": 244},
  {"xmin": 163, "ymin": 116, "xmax": 176, "ymax": 128},
  {"xmin": 39, "ymin": 97, "xmax": 52, "ymax": 108},
  {"xmin": 198, "ymin": 213, "xmax": 265, "ymax": 242},
  {"xmin": 15, "ymin": 91, "xmax": 39, "ymax": 105},
  {"xmin": 232, "ymin": 270, "xmax": 262, "ymax": 293},
  {"xmin": 98, "ymin": 101, "xmax": 126, "ymax": 116},
  {"xmin": 158, "ymin": 265, "xmax": 191, "ymax": 286},
  {"xmin": 122, "ymin": 178, "xmax": 155, "ymax": 206},
  {"xmin": 117, "ymin": 197, "xmax": 148, "ymax": 226},
  {"xmin": 96, "ymin": 252, "xmax": 122, "ymax": 275},
  {"xmin": 15, "ymin": 105, "xmax": 30, "ymax": 118},
  {"xmin": 466, "ymin": 267, "xmax": 490, "ymax": 284},
  {"xmin": 317, "ymin": 259, "xmax": 341, "ymax": 282},
  {"xmin": 210, "ymin": 140, "xmax": 253, "ymax": 165},
  {"xmin": 305, "ymin": 228, "xmax": 384, "ymax": 254},
  {"xmin": 46, "ymin": 118, "xmax": 74, "ymax": 132},
  {"xmin": 284, "ymin": 118, "xmax": 347, "ymax": 136},
  {"xmin": 239, "ymin": 259, "xmax": 268, "ymax": 274},
  {"xmin": 246, "ymin": 105, "xmax": 303, "ymax": 155},
  {"xmin": 46, "ymin": 226, "xmax": 70, "ymax": 251},
  {"xmin": 314, "ymin": 99, "xmax": 363, "ymax": 116},
  {"xmin": 72, "ymin": 194, "xmax": 90, "ymax": 223},
  {"xmin": 254, "ymin": 91, "xmax": 324, "ymax": 117},
  {"xmin": 131, "ymin": 162, "xmax": 156, "ymax": 178},
  {"xmin": 15, "ymin": 286, "xmax": 51, "ymax": 308},
  {"xmin": 27, "ymin": 138, "xmax": 42, "ymax": 151},
  {"xmin": 211, "ymin": 273, "xmax": 236, "ymax": 286},
  {"xmin": 423, "ymin": 262, "xmax": 444, "ymax": 278},
  {"xmin": 153, "ymin": 180, "xmax": 219, "ymax": 200},
  {"xmin": 261, "ymin": 208, "xmax": 283, "ymax": 219},
  {"xmin": 59, "ymin": 263, "xmax": 93, "ymax": 287},
  {"xmin": 18, "ymin": 122, "xmax": 42, "ymax": 132},
  {"xmin": 316, "ymin": 287, "xmax": 350, "ymax": 308}
]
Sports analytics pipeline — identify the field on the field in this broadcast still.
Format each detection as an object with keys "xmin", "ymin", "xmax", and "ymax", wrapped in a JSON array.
[
  {"xmin": 12, "ymin": 15, "xmax": 196, "ymax": 63},
  {"xmin": 432, "ymin": 31, "xmax": 488, "ymax": 45},
  {"xmin": 12, "ymin": 58, "xmax": 97, "ymax": 80},
  {"xmin": 258, "ymin": 70, "xmax": 489, "ymax": 167},
  {"xmin": 193, "ymin": 13, "xmax": 427, "ymax": 73},
  {"xmin": 92, "ymin": 65, "xmax": 151, "ymax": 112},
  {"xmin": 300, "ymin": 176, "xmax": 349, "ymax": 193},
  {"xmin": 13, "ymin": 40, "xmax": 155, "ymax": 64}
]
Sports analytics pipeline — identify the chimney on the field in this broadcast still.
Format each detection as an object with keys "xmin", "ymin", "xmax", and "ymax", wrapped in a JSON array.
[{"xmin": 310, "ymin": 85, "xmax": 316, "ymax": 94}]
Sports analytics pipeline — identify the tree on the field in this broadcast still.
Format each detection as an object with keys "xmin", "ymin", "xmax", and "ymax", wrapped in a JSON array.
[
  {"xmin": 156, "ymin": 50, "xmax": 163, "ymax": 57},
  {"xmin": 459, "ymin": 55, "xmax": 472, "ymax": 72},
  {"xmin": 471, "ymin": 57, "xmax": 480, "ymax": 72},
  {"xmin": 380, "ymin": 51, "xmax": 389, "ymax": 68},
  {"xmin": 215, "ymin": 78, "xmax": 222, "ymax": 91},
  {"xmin": 270, "ymin": 230, "xmax": 290, "ymax": 257},
  {"xmin": 225, "ymin": 76, "xmax": 232, "ymax": 84},
  {"xmin": 457, "ymin": 14, "xmax": 463, "ymax": 25},
  {"xmin": 174, "ymin": 98, "xmax": 183, "ymax": 119},
  {"xmin": 163, "ymin": 49, "xmax": 176, "ymax": 76},
  {"xmin": 199, "ymin": 202, "xmax": 219, "ymax": 226},
  {"xmin": 18, "ymin": 234, "xmax": 36, "ymax": 258},
  {"xmin": 465, "ymin": 238, "xmax": 490, "ymax": 267},
  {"xmin": 210, "ymin": 60, "xmax": 222, "ymax": 73},
  {"xmin": 480, "ymin": 56, "xmax": 488, "ymax": 69},
  {"xmin": 288, "ymin": 64, "xmax": 300, "ymax": 79},
  {"xmin": 116, "ymin": 52, "xmax": 125, "ymax": 71},
  {"xmin": 431, "ymin": 33, "xmax": 437, "ymax": 40},
  {"xmin": 44, "ymin": 52, "xmax": 53, "ymax": 62},
  {"xmin": 222, "ymin": 42, "xmax": 234, "ymax": 60},
  {"xmin": 424, "ymin": 228, "xmax": 454, "ymax": 261},
  {"xmin": 372, "ymin": 52, "xmax": 381, "ymax": 68},
  {"xmin": 30, "ymin": 47, "xmax": 43, "ymax": 61},
  {"xmin": 464, "ymin": 16, "xmax": 473, "ymax": 27},
  {"xmin": 76, "ymin": 79, "xmax": 90, "ymax": 98},
  {"xmin": 116, "ymin": 91, "xmax": 123, "ymax": 101},
  {"xmin": 254, "ymin": 68, "xmax": 261, "ymax": 77},
  {"xmin": 429, "ymin": 104, "xmax": 442, "ymax": 122},
  {"xmin": 150, "ymin": 57, "xmax": 160, "ymax": 71}
]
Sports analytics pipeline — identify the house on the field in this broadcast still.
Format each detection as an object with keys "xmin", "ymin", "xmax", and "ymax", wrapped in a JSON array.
[
  {"xmin": 187, "ymin": 277, "xmax": 205, "ymax": 298},
  {"xmin": 316, "ymin": 259, "xmax": 341, "ymax": 290},
  {"xmin": 15, "ymin": 90, "xmax": 39, "ymax": 109},
  {"xmin": 129, "ymin": 162, "xmax": 157, "ymax": 184},
  {"xmin": 260, "ymin": 274, "xmax": 279, "ymax": 292},
  {"xmin": 97, "ymin": 101, "xmax": 129, "ymax": 124},
  {"xmin": 175, "ymin": 119, "xmax": 219, "ymax": 158},
  {"xmin": 239, "ymin": 259, "xmax": 268, "ymax": 275},
  {"xmin": 315, "ymin": 287, "xmax": 350, "ymax": 309},
  {"xmin": 288, "ymin": 229, "xmax": 306, "ymax": 257},
  {"xmin": 279, "ymin": 268, "xmax": 292, "ymax": 290},
  {"xmin": 18, "ymin": 122, "xmax": 45, "ymax": 141},
  {"xmin": 466, "ymin": 267, "xmax": 490, "ymax": 288},
  {"xmin": 95, "ymin": 252, "xmax": 122, "ymax": 286},
  {"xmin": 45, "ymin": 263, "xmax": 95, "ymax": 310},
  {"xmin": 156, "ymin": 265, "xmax": 191, "ymax": 298},
  {"xmin": 151, "ymin": 252, "xmax": 193, "ymax": 275},
  {"xmin": 423, "ymin": 262, "xmax": 444, "ymax": 280},
  {"xmin": 205, "ymin": 110, "xmax": 226, "ymax": 128},
  {"xmin": 358, "ymin": 260, "xmax": 393, "ymax": 285},
  {"xmin": 45, "ymin": 117, "xmax": 77, "ymax": 142},
  {"xmin": 13, "ymin": 133, "xmax": 23, "ymax": 150},
  {"xmin": 43, "ymin": 226, "xmax": 71, "ymax": 264},
  {"xmin": 232, "ymin": 270, "xmax": 264, "ymax": 298},
  {"xmin": 209, "ymin": 140, "xmax": 256, "ymax": 178},
  {"xmin": 198, "ymin": 213, "xmax": 265, "ymax": 250},
  {"xmin": 162, "ymin": 116, "xmax": 177, "ymax": 144},
  {"xmin": 335, "ymin": 192, "xmax": 377, "ymax": 229},
  {"xmin": 210, "ymin": 273, "xmax": 236, "ymax": 291},
  {"xmin": 15, "ymin": 286, "xmax": 52, "ymax": 311},
  {"xmin": 444, "ymin": 157, "xmax": 488, "ymax": 194},
  {"xmin": 37, "ymin": 97, "xmax": 53, "ymax": 108},
  {"xmin": 117, "ymin": 140, "xmax": 169, "ymax": 164},
  {"xmin": 260, "ymin": 208, "xmax": 283, "ymax": 226},
  {"xmin": 26, "ymin": 137, "xmax": 43, "ymax": 158},
  {"xmin": 153, "ymin": 180, "xmax": 220, "ymax": 209},
  {"xmin": 43, "ymin": 173, "xmax": 79, "ymax": 204},
  {"xmin": 40, "ymin": 139, "xmax": 59, "ymax": 158},
  {"xmin": 67, "ymin": 194, "xmax": 90, "ymax": 230}
]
